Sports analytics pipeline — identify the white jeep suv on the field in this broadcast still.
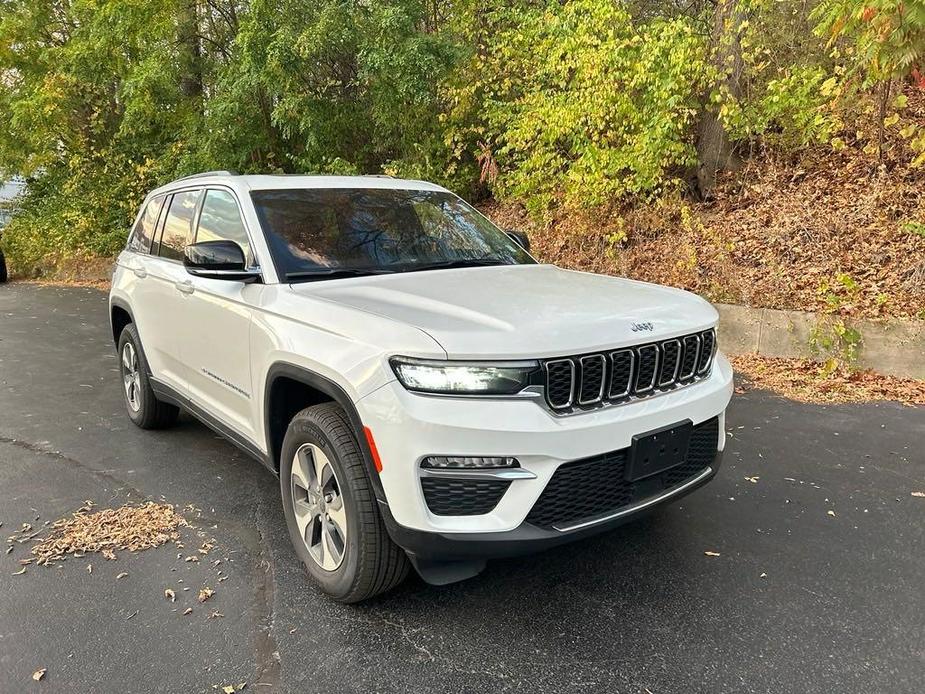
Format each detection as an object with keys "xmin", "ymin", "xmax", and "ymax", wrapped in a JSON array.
[{"xmin": 110, "ymin": 171, "xmax": 733, "ymax": 602}]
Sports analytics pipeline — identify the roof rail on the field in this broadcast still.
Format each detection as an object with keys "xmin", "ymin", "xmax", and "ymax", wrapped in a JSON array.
[{"xmin": 174, "ymin": 170, "xmax": 239, "ymax": 182}]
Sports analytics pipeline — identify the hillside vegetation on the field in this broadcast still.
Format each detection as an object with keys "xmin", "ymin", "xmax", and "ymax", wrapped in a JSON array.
[{"xmin": 1, "ymin": 0, "xmax": 924, "ymax": 318}]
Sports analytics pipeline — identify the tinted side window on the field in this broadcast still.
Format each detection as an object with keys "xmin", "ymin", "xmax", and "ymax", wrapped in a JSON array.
[
  {"xmin": 127, "ymin": 195, "xmax": 165, "ymax": 254},
  {"xmin": 196, "ymin": 189, "xmax": 253, "ymax": 265},
  {"xmin": 159, "ymin": 189, "xmax": 202, "ymax": 260}
]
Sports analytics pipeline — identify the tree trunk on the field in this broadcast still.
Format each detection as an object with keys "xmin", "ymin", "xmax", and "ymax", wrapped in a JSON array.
[
  {"xmin": 877, "ymin": 79, "xmax": 892, "ymax": 162},
  {"xmin": 178, "ymin": 0, "xmax": 203, "ymax": 102},
  {"xmin": 696, "ymin": 0, "xmax": 745, "ymax": 199}
]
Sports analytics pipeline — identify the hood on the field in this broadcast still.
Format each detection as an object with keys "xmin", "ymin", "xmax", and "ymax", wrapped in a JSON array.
[{"xmin": 291, "ymin": 264, "xmax": 718, "ymax": 359}]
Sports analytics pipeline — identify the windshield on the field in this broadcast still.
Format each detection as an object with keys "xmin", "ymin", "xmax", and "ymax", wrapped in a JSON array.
[{"xmin": 250, "ymin": 188, "xmax": 534, "ymax": 280}]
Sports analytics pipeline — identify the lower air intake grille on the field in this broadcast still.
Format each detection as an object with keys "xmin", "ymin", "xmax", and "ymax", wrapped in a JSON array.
[
  {"xmin": 525, "ymin": 417, "xmax": 720, "ymax": 529},
  {"xmin": 421, "ymin": 478, "xmax": 510, "ymax": 516}
]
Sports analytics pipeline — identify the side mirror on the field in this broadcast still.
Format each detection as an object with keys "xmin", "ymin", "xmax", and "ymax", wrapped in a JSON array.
[
  {"xmin": 184, "ymin": 240, "xmax": 260, "ymax": 282},
  {"xmin": 506, "ymin": 230, "xmax": 530, "ymax": 253}
]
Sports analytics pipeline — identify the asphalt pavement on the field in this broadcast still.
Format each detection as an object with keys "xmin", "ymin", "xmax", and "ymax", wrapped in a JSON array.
[{"xmin": 0, "ymin": 283, "xmax": 922, "ymax": 693}]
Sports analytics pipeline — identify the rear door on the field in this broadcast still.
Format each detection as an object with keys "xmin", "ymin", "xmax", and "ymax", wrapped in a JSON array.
[
  {"xmin": 140, "ymin": 187, "xmax": 204, "ymax": 393},
  {"xmin": 121, "ymin": 193, "xmax": 170, "ymax": 374},
  {"xmin": 178, "ymin": 187, "xmax": 263, "ymax": 444}
]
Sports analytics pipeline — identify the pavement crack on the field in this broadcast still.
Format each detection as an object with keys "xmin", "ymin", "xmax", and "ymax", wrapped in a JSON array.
[
  {"xmin": 0, "ymin": 434, "xmax": 144, "ymax": 497},
  {"xmin": 250, "ymin": 499, "xmax": 282, "ymax": 690},
  {"xmin": 379, "ymin": 618, "xmax": 436, "ymax": 661}
]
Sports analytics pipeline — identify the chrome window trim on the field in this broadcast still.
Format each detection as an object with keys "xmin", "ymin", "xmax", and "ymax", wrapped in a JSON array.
[
  {"xmin": 544, "ymin": 358, "xmax": 576, "ymax": 409},
  {"xmin": 657, "ymin": 339, "xmax": 682, "ymax": 387},
  {"xmin": 608, "ymin": 349, "xmax": 635, "ymax": 399},
  {"xmin": 633, "ymin": 344, "xmax": 660, "ymax": 394},
  {"xmin": 577, "ymin": 354, "xmax": 607, "ymax": 405}
]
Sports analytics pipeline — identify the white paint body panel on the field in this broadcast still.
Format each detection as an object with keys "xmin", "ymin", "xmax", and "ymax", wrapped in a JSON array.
[{"xmin": 110, "ymin": 173, "xmax": 734, "ymax": 538}]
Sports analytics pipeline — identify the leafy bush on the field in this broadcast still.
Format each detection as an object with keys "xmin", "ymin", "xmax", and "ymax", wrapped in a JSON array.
[{"xmin": 446, "ymin": 0, "xmax": 711, "ymax": 212}]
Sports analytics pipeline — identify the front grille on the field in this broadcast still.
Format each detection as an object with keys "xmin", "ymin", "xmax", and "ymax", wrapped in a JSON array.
[
  {"xmin": 421, "ymin": 478, "xmax": 510, "ymax": 516},
  {"xmin": 525, "ymin": 417, "xmax": 719, "ymax": 529},
  {"xmin": 542, "ymin": 329, "xmax": 716, "ymax": 413}
]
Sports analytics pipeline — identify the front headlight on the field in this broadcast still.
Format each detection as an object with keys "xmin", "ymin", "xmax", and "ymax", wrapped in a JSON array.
[{"xmin": 390, "ymin": 356, "xmax": 539, "ymax": 395}]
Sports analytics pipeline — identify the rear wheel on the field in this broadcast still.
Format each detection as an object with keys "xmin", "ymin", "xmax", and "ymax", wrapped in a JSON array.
[
  {"xmin": 280, "ymin": 403, "xmax": 409, "ymax": 602},
  {"xmin": 117, "ymin": 323, "xmax": 179, "ymax": 429}
]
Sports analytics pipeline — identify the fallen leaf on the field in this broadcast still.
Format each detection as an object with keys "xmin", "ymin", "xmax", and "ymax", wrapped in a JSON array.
[
  {"xmin": 223, "ymin": 687, "xmax": 235, "ymax": 694},
  {"xmin": 198, "ymin": 587, "xmax": 215, "ymax": 603},
  {"xmin": 208, "ymin": 611, "xmax": 224, "ymax": 619},
  {"xmin": 5, "ymin": 546, "xmax": 12, "ymax": 554},
  {"xmin": 184, "ymin": 556, "xmax": 199, "ymax": 563},
  {"xmin": 744, "ymin": 476, "xmax": 759, "ymax": 484},
  {"xmin": 183, "ymin": 608, "xmax": 193, "ymax": 616},
  {"xmin": 704, "ymin": 551, "xmax": 721, "ymax": 557},
  {"xmin": 164, "ymin": 588, "xmax": 176, "ymax": 602},
  {"xmin": 218, "ymin": 576, "xmax": 228, "ymax": 583},
  {"xmin": 87, "ymin": 564, "xmax": 92, "ymax": 574},
  {"xmin": 12, "ymin": 567, "xmax": 26, "ymax": 575},
  {"xmin": 827, "ymin": 510, "xmax": 836, "ymax": 517},
  {"xmin": 102, "ymin": 549, "xmax": 116, "ymax": 561},
  {"xmin": 126, "ymin": 610, "xmax": 138, "ymax": 620},
  {"xmin": 912, "ymin": 491, "xmax": 925, "ymax": 498},
  {"xmin": 32, "ymin": 668, "xmax": 46, "ymax": 681},
  {"xmin": 117, "ymin": 572, "xmax": 128, "ymax": 579}
]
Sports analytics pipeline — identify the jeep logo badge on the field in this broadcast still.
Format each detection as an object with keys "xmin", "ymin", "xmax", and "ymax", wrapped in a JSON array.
[{"xmin": 631, "ymin": 322, "xmax": 654, "ymax": 332}]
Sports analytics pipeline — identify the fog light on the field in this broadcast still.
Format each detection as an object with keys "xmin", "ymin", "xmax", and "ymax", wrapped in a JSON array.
[{"xmin": 421, "ymin": 456, "xmax": 519, "ymax": 469}]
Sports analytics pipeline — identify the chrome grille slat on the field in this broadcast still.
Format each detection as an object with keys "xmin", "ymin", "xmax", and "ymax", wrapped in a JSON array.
[
  {"xmin": 679, "ymin": 335, "xmax": 700, "ymax": 381},
  {"xmin": 578, "ymin": 355, "xmax": 606, "ymax": 405},
  {"xmin": 545, "ymin": 359, "xmax": 575, "ymax": 409},
  {"xmin": 608, "ymin": 350, "xmax": 634, "ymax": 399},
  {"xmin": 657, "ymin": 339, "xmax": 681, "ymax": 387},
  {"xmin": 697, "ymin": 330, "xmax": 715, "ymax": 374},
  {"xmin": 633, "ymin": 344, "xmax": 659, "ymax": 394},
  {"xmin": 541, "ymin": 329, "xmax": 717, "ymax": 413}
]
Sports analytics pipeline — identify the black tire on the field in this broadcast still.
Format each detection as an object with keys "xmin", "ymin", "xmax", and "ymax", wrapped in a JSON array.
[
  {"xmin": 117, "ymin": 322, "xmax": 179, "ymax": 429},
  {"xmin": 0, "ymin": 248, "xmax": 7, "ymax": 283},
  {"xmin": 280, "ymin": 403, "xmax": 409, "ymax": 602}
]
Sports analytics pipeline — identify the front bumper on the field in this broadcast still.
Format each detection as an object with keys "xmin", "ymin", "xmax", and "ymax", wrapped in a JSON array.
[
  {"xmin": 357, "ymin": 352, "xmax": 734, "ymax": 541},
  {"xmin": 379, "ymin": 449, "xmax": 722, "ymax": 562}
]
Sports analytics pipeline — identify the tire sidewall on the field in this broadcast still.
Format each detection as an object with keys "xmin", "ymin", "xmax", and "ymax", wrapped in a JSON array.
[
  {"xmin": 117, "ymin": 324, "xmax": 149, "ymax": 426},
  {"xmin": 280, "ymin": 415, "xmax": 363, "ymax": 599}
]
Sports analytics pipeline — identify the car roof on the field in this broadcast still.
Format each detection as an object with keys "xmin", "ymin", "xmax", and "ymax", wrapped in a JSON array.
[{"xmin": 149, "ymin": 173, "xmax": 449, "ymax": 197}]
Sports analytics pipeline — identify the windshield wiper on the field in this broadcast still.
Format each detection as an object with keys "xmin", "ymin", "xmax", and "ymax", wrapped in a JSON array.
[
  {"xmin": 397, "ymin": 259, "xmax": 511, "ymax": 273},
  {"xmin": 286, "ymin": 268, "xmax": 394, "ymax": 282}
]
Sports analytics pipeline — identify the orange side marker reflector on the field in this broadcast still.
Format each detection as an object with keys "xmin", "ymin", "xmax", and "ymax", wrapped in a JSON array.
[{"xmin": 364, "ymin": 426, "xmax": 383, "ymax": 473}]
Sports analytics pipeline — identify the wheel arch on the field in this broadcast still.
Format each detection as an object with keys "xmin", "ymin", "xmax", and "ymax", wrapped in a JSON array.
[
  {"xmin": 110, "ymin": 298, "xmax": 134, "ymax": 348},
  {"xmin": 264, "ymin": 363, "xmax": 387, "ymax": 503}
]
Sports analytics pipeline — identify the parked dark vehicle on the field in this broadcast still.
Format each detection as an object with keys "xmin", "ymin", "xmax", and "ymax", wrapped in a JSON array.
[{"xmin": 0, "ymin": 231, "xmax": 7, "ymax": 283}]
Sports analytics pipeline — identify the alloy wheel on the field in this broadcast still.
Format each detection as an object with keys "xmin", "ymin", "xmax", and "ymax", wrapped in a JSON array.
[
  {"xmin": 290, "ymin": 443, "xmax": 348, "ymax": 571},
  {"xmin": 121, "ymin": 342, "xmax": 142, "ymax": 412}
]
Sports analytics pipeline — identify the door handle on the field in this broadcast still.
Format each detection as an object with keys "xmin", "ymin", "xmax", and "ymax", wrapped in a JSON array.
[
  {"xmin": 133, "ymin": 266, "xmax": 147, "ymax": 278},
  {"xmin": 175, "ymin": 280, "xmax": 194, "ymax": 295}
]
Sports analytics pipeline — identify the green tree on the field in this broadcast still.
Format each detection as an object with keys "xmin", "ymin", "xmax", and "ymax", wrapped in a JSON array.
[{"xmin": 813, "ymin": 0, "xmax": 925, "ymax": 158}]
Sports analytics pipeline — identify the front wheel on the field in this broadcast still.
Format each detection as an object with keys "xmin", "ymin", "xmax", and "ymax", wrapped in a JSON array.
[{"xmin": 280, "ymin": 403, "xmax": 409, "ymax": 602}]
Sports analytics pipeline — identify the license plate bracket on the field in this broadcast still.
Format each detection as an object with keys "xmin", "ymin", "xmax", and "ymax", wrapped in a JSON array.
[{"xmin": 626, "ymin": 420, "xmax": 693, "ymax": 482}]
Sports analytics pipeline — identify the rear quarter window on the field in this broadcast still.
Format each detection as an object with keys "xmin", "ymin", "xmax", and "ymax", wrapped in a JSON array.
[{"xmin": 127, "ymin": 195, "xmax": 165, "ymax": 254}]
